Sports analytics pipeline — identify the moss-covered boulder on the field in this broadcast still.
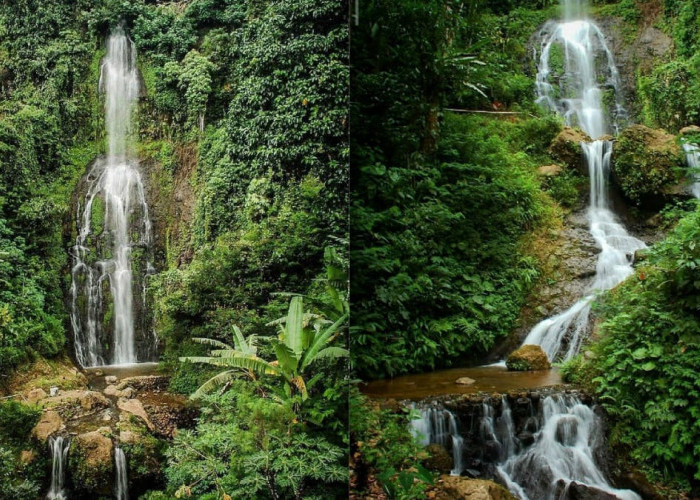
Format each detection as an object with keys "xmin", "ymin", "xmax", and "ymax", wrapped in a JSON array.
[
  {"xmin": 549, "ymin": 127, "xmax": 592, "ymax": 174},
  {"xmin": 612, "ymin": 125, "xmax": 684, "ymax": 206},
  {"xmin": 423, "ymin": 444, "xmax": 453, "ymax": 473},
  {"xmin": 437, "ymin": 476, "xmax": 517, "ymax": 500},
  {"xmin": 506, "ymin": 345, "xmax": 551, "ymax": 371},
  {"xmin": 68, "ymin": 428, "xmax": 114, "ymax": 496}
]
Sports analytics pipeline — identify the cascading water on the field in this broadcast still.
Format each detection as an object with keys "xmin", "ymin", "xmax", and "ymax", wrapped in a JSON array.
[
  {"xmin": 70, "ymin": 25, "xmax": 156, "ymax": 367},
  {"xmin": 486, "ymin": 395, "xmax": 640, "ymax": 500},
  {"xmin": 682, "ymin": 140, "xmax": 700, "ymax": 198},
  {"xmin": 523, "ymin": 0, "xmax": 646, "ymax": 361},
  {"xmin": 115, "ymin": 447, "xmax": 129, "ymax": 500},
  {"xmin": 410, "ymin": 405, "xmax": 464, "ymax": 476},
  {"xmin": 46, "ymin": 436, "xmax": 70, "ymax": 500}
]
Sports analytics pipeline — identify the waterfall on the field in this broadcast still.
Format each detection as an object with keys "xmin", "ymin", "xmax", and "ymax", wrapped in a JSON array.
[
  {"xmin": 490, "ymin": 395, "xmax": 640, "ymax": 500},
  {"xmin": 115, "ymin": 447, "xmax": 129, "ymax": 500},
  {"xmin": 46, "ymin": 436, "xmax": 70, "ymax": 500},
  {"xmin": 523, "ymin": 0, "xmax": 646, "ymax": 362},
  {"xmin": 69, "ymin": 24, "xmax": 156, "ymax": 367},
  {"xmin": 682, "ymin": 140, "xmax": 700, "ymax": 198},
  {"xmin": 410, "ymin": 405, "xmax": 464, "ymax": 476}
]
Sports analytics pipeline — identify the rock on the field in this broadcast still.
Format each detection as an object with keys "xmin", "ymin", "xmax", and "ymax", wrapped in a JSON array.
[
  {"xmin": 120, "ymin": 387, "xmax": 136, "ymax": 399},
  {"xmin": 19, "ymin": 450, "xmax": 36, "ymax": 465},
  {"xmin": 50, "ymin": 386, "xmax": 59, "ymax": 397},
  {"xmin": 104, "ymin": 385, "xmax": 120, "ymax": 397},
  {"xmin": 537, "ymin": 164, "xmax": 563, "ymax": 177},
  {"xmin": 680, "ymin": 125, "xmax": 700, "ymax": 136},
  {"xmin": 69, "ymin": 428, "xmax": 114, "ymax": 496},
  {"xmin": 438, "ymin": 476, "xmax": 517, "ymax": 500},
  {"xmin": 555, "ymin": 416, "xmax": 578, "ymax": 446},
  {"xmin": 553, "ymin": 480, "xmax": 620, "ymax": 500},
  {"xmin": 43, "ymin": 390, "xmax": 110, "ymax": 415},
  {"xmin": 517, "ymin": 431, "xmax": 535, "ymax": 447},
  {"xmin": 94, "ymin": 370, "xmax": 104, "ymax": 377},
  {"xmin": 549, "ymin": 127, "xmax": 592, "ymax": 173},
  {"xmin": 143, "ymin": 396, "xmax": 199, "ymax": 438},
  {"xmin": 117, "ymin": 398, "xmax": 154, "ymax": 431},
  {"xmin": 424, "ymin": 444, "xmax": 454, "ymax": 473},
  {"xmin": 26, "ymin": 388, "xmax": 48, "ymax": 404},
  {"xmin": 482, "ymin": 440, "xmax": 501, "ymax": 462},
  {"xmin": 455, "ymin": 377, "xmax": 476, "ymax": 386},
  {"xmin": 506, "ymin": 345, "xmax": 551, "ymax": 371},
  {"xmin": 105, "ymin": 375, "xmax": 118, "ymax": 385},
  {"xmin": 116, "ymin": 375, "xmax": 168, "ymax": 392},
  {"xmin": 614, "ymin": 470, "xmax": 664, "ymax": 500},
  {"xmin": 612, "ymin": 125, "xmax": 684, "ymax": 207},
  {"xmin": 32, "ymin": 410, "xmax": 63, "ymax": 441}
]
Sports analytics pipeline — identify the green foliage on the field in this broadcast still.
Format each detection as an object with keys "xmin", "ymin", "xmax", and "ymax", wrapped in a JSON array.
[
  {"xmin": 543, "ymin": 170, "xmax": 583, "ymax": 208},
  {"xmin": 162, "ymin": 382, "xmax": 347, "ymax": 500},
  {"xmin": 0, "ymin": 401, "xmax": 45, "ymax": 498},
  {"xmin": 349, "ymin": 390, "xmax": 434, "ymax": 499},
  {"xmin": 581, "ymin": 205, "xmax": 700, "ymax": 484}
]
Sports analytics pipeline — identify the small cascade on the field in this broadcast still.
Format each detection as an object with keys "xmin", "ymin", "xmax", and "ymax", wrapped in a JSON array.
[
  {"xmin": 46, "ymin": 436, "xmax": 70, "ymax": 500},
  {"xmin": 115, "ymin": 447, "xmax": 129, "ymax": 500},
  {"xmin": 491, "ymin": 395, "xmax": 640, "ymax": 500},
  {"xmin": 523, "ymin": 0, "xmax": 646, "ymax": 361},
  {"xmin": 410, "ymin": 405, "xmax": 464, "ymax": 476},
  {"xmin": 681, "ymin": 140, "xmax": 700, "ymax": 198},
  {"xmin": 70, "ymin": 24, "xmax": 157, "ymax": 367}
]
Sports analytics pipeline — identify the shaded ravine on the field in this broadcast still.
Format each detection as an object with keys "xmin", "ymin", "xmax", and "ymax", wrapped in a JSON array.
[
  {"xmin": 522, "ymin": 0, "xmax": 646, "ymax": 362},
  {"xmin": 70, "ymin": 25, "xmax": 157, "ymax": 367}
]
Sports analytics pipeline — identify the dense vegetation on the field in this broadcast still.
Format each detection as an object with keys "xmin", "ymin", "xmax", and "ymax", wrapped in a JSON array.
[{"xmin": 351, "ymin": 0, "xmax": 565, "ymax": 379}]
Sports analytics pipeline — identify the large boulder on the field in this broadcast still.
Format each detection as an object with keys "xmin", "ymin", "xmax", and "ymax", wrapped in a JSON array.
[
  {"xmin": 553, "ymin": 480, "xmax": 621, "ymax": 500},
  {"xmin": 424, "ymin": 444, "xmax": 453, "ymax": 473},
  {"xmin": 549, "ymin": 127, "xmax": 592, "ymax": 174},
  {"xmin": 32, "ymin": 410, "xmax": 63, "ymax": 441},
  {"xmin": 506, "ymin": 345, "xmax": 551, "ymax": 371},
  {"xmin": 437, "ymin": 476, "xmax": 517, "ymax": 500},
  {"xmin": 612, "ymin": 125, "xmax": 684, "ymax": 206},
  {"xmin": 69, "ymin": 428, "xmax": 114, "ymax": 496}
]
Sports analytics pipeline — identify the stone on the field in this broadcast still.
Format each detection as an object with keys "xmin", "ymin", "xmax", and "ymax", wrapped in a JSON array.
[
  {"xmin": 424, "ymin": 444, "xmax": 453, "ymax": 473},
  {"xmin": 680, "ymin": 125, "xmax": 700, "ymax": 136},
  {"xmin": 537, "ymin": 164, "xmax": 563, "ymax": 177},
  {"xmin": 553, "ymin": 480, "xmax": 620, "ymax": 500},
  {"xmin": 455, "ymin": 377, "xmax": 476, "ymax": 386},
  {"xmin": 69, "ymin": 428, "xmax": 114, "ymax": 496},
  {"xmin": 612, "ymin": 125, "xmax": 684, "ymax": 207},
  {"xmin": 103, "ymin": 385, "xmax": 120, "ymax": 397},
  {"xmin": 105, "ymin": 375, "xmax": 118, "ymax": 385},
  {"xmin": 26, "ymin": 388, "xmax": 48, "ymax": 404},
  {"xmin": 117, "ymin": 398, "xmax": 154, "ymax": 430},
  {"xmin": 32, "ymin": 410, "xmax": 63, "ymax": 441},
  {"xmin": 120, "ymin": 387, "xmax": 136, "ymax": 399},
  {"xmin": 43, "ymin": 390, "xmax": 110, "ymax": 413},
  {"xmin": 549, "ymin": 127, "xmax": 592, "ymax": 173},
  {"xmin": 555, "ymin": 416, "xmax": 578, "ymax": 446},
  {"xmin": 506, "ymin": 345, "xmax": 551, "ymax": 371},
  {"xmin": 437, "ymin": 476, "xmax": 517, "ymax": 500},
  {"xmin": 19, "ymin": 450, "xmax": 36, "ymax": 465},
  {"xmin": 50, "ymin": 386, "xmax": 59, "ymax": 397},
  {"xmin": 117, "ymin": 375, "xmax": 168, "ymax": 392}
]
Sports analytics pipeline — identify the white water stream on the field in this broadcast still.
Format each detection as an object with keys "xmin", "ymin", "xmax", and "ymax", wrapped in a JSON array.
[
  {"xmin": 46, "ymin": 436, "xmax": 70, "ymax": 500},
  {"xmin": 682, "ymin": 141, "xmax": 700, "ymax": 198},
  {"xmin": 410, "ymin": 406, "xmax": 465, "ymax": 476},
  {"xmin": 70, "ymin": 25, "xmax": 155, "ymax": 367},
  {"xmin": 523, "ymin": 0, "xmax": 646, "ymax": 362},
  {"xmin": 115, "ymin": 447, "xmax": 129, "ymax": 500}
]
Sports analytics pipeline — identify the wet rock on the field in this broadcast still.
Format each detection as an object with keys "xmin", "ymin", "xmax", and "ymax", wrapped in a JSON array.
[
  {"xmin": 32, "ymin": 410, "xmax": 63, "ymax": 441},
  {"xmin": 437, "ymin": 476, "xmax": 517, "ymax": 500},
  {"xmin": 517, "ymin": 431, "xmax": 535, "ymax": 447},
  {"xmin": 553, "ymin": 480, "xmax": 619, "ymax": 500},
  {"xmin": 482, "ymin": 440, "xmax": 501, "ymax": 462},
  {"xmin": 456, "ymin": 377, "xmax": 476, "ymax": 386},
  {"xmin": 26, "ymin": 388, "xmax": 48, "ymax": 404},
  {"xmin": 506, "ymin": 345, "xmax": 551, "ymax": 371},
  {"xmin": 105, "ymin": 375, "xmax": 118, "ymax": 385},
  {"xmin": 104, "ymin": 385, "xmax": 120, "ymax": 397},
  {"xmin": 612, "ymin": 125, "xmax": 685, "ymax": 207},
  {"xmin": 69, "ymin": 428, "xmax": 114, "ymax": 496},
  {"xmin": 424, "ymin": 444, "xmax": 454, "ymax": 473},
  {"xmin": 614, "ymin": 470, "xmax": 664, "ymax": 500},
  {"xmin": 680, "ymin": 125, "xmax": 700, "ymax": 136},
  {"xmin": 555, "ymin": 416, "xmax": 578, "ymax": 446},
  {"xmin": 549, "ymin": 127, "xmax": 592, "ymax": 174},
  {"xmin": 117, "ymin": 375, "xmax": 168, "ymax": 392},
  {"xmin": 117, "ymin": 398, "xmax": 154, "ymax": 431},
  {"xmin": 43, "ymin": 390, "xmax": 110, "ymax": 413}
]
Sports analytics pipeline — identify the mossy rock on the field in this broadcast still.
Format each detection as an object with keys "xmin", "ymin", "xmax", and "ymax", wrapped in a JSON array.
[
  {"xmin": 423, "ymin": 444, "xmax": 453, "ymax": 473},
  {"xmin": 506, "ymin": 345, "xmax": 551, "ymax": 371},
  {"xmin": 68, "ymin": 428, "xmax": 114, "ymax": 496},
  {"xmin": 612, "ymin": 124, "xmax": 684, "ymax": 206},
  {"xmin": 548, "ymin": 127, "xmax": 592, "ymax": 174}
]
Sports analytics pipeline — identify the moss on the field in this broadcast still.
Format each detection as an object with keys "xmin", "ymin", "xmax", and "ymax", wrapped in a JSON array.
[
  {"xmin": 90, "ymin": 196, "xmax": 105, "ymax": 235},
  {"xmin": 612, "ymin": 124, "xmax": 685, "ymax": 205}
]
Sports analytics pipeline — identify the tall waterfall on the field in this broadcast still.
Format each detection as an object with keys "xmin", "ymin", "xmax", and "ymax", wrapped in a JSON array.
[
  {"xmin": 69, "ymin": 25, "xmax": 156, "ymax": 367},
  {"xmin": 46, "ymin": 436, "xmax": 70, "ymax": 500},
  {"xmin": 490, "ymin": 396, "xmax": 641, "ymax": 500},
  {"xmin": 115, "ymin": 447, "xmax": 129, "ymax": 500},
  {"xmin": 523, "ymin": 0, "xmax": 646, "ymax": 361}
]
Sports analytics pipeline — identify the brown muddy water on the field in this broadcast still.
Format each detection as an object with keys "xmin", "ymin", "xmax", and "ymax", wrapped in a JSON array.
[{"xmin": 361, "ymin": 364, "xmax": 563, "ymax": 400}]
